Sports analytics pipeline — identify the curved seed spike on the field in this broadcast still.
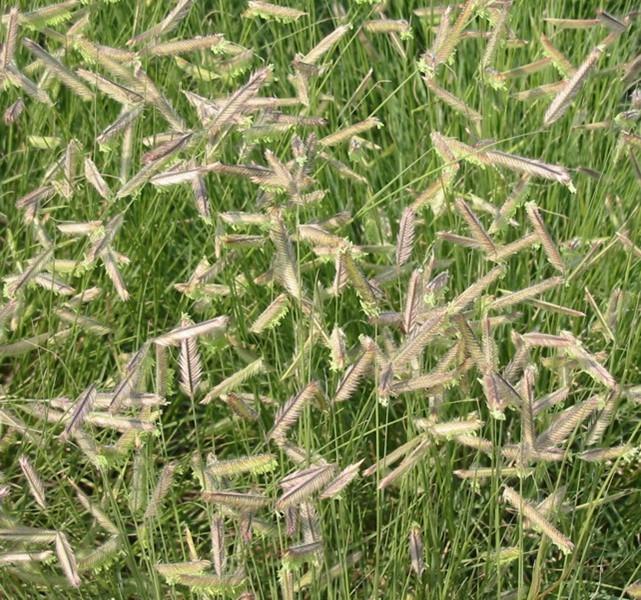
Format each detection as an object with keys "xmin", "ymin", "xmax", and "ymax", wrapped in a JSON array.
[
  {"xmin": 425, "ymin": 78, "xmax": 483, "ymax": 123},
  {"xmin": 532, "ymin": 386, "xmax": 570, "ymax": 416},
  {"xmin": 141, "ymin": 132, "xmax": 194, "ymax": 167},
  {"xmin": 455, "ymin": 467, "xmax": 531, "ymax": 480},
  {"xmin": 393, "ymin": 307, "xmax": 448, "ymax": 369},
  {"xmin": 276, "ymin": 465, "xmax": 334, "ymax": 510},
  {"xmin": 76, "ymin": 69, "xmax": 143, "ymax": 104},
  {"xmin": 409, "ymin": 525, "xmax": 425, "ymax": 576},
  {"xmin": 155, "ymin": 344, "xmax": 168, "ymax": 396},
  {"xmin": 172, "ymin": 571, "xmax": 246, "ymax": 590},
  {"xmin": 578, "ymin": 445, "xmax": 633, "ymax": 462},
  {"xmin": 448, "ymin": 265, "xmax": 505, "ymax": 315},
  {"xmin": 60, "ymin": 384, "xmax": 97, "ymax": 440},
  {"xmin": 55, "ymin": 532, "xmax": 81, "ymax": 588},
  {"xmin": 586, "ymin": 387, "xmax": 620, "ymax": 445},
  {"xmin": 302, "ymin": 24, "xmax": 351, "ymax": 65},
  {"xmin": 536, "ymin": 395, "xmax": 601, "ymax": 448},
  {"xmin": 363, "ymin": 436, "xmax": 425, "ymax": 477},
  {"xmin": 341, "ymin": 249, "xmax": 378, "ymax": 316},
  {"xmin": 454, "ymin": 197, "xmax": 496, "ymax": 255},
  {"xmin": 19, "ymin": 455, "xmax": 46, "ymax": 510},
  {"xmin": 482, "ymin": 370, "xmax": 519, "ymax": 418},
  {"xmin": 520, "ymin": 366, "xmax": 536, "ymax": 449},
  {"xmin": 320, "ymin": 460, "xmax": 363, "ymax": 499},
  {"xmin": 179, "ymin": 332, "xmax": 202, "ymax": 400},
  {"xmin": 527, "ymin": 298, "xmax": 584, "ymax": 318},
  {"xmin": 488, "ymin": 276, "xmax": 564, "ymax": 311},
  {"xmin": 503, "ymin": 487, "xmax": 574, "ymax": 554},
  {"xmin": 561, "ymin": 334, "xmax": 617, "ymax": 388},
  {"xmin": 208, "ymin": 66, "xmax": 272, "ymax": 137},
  {"xmin": 96, "ymin": 104, "xmax": 144, "ymax": 146},
  {"xmin": 210, "ymin": 516, "xmax": 226, "ymax": 577},
  {"xmin": 13, "ymin": 1, "xmax": 78, "ymax": 27},
  {"xmin": 3, "ymin": 98, "xmax": 25, "ymax": 125},
  {"xmin": 1, "ymin": 8, "xmax": 19, "ymax": 69},
  {"xmin": 503, "ymin": 333, "xmax": 528, "ymax": 384},
  {"xmin": 202, "ymin": 491, "xmax": 269, "ymax": 510},
  {"xmin": 190, "ymin": 174, "xmax": 211, "ymax": 222},
  {"xmin": 109, "ymin": 343, "xmax": 150, "ymax": 413},
  {"xmin": 201, "ymin": 358, "xmax": 265, "ymax": 405},
  {"xmin": 433, "ymin": 0, "xmax": 480, "ymax": 69},
  {"xmin": 363, "ymin": 19, "xmax": 410, "ymax": 35},
  {"xmin": 396, "ymin": 206, "xmax": 416, "ymax": 267},
  {"xmin": 334, "ymin": 343, "xmax": 376, "ymax": 403},
  {"xmin": 100, "ymin": 250, "xmax": 129, "ymax": 301},
  {"xmin": 543, "ymin": 17, "xmax": 599, "ymax": 29},
  {"xmin": 67, "ymin": 479, "xmax": 118, "ymax": 535},
  {"xmin": 222, "ymin": 392, "xmax": 259, "ymax": 421},
  {"xmin": 83, "ymin": 158, "xmax": 111, "ymax": 199},
  {"xmin": 250, "ymin": 294, "xmax": 289, "ymax": 334},
  {"xmin": 268, "ymin": 381, "xmax": 320, "ymax": 444},
  {"xmin": 5, "ymin": 248, "xmax": 54, "ymax": 298},
  {"xmin": 415, "ymin": 417, "xmax": 483, "ymax": 438},
  {"xmin": 319, "ymin": 117, "xmax": 382, "ymax": 148},
  {"xmin": 481, "ymin": 316, "xmax": 498, "ymax": 371},
  {"xmin": 0, "ymin": 527, "xmax": 57, "ymax": 543},
  {"xmin": 543, "ymin": 37, "xmax": 611, "ymax": 127},
  {"xmin": 483, "ymin": 149, "xmax": 573, "ymax": 189},
  {"xmin": 269, "ymin": 209, "xmax": 302, "ymax": 301},
  {"xmin": 23, "ymin": 38, "xmax": 94, "ymax": 101},
  {"xmin": 0, "ymin": 550, "xmax": 54, "ymax": 564},
  {"xmin": 481, "ymin": 1, "xmax": 510, "ymax": 69},
  {"xmin": 154, "ymin": 316, "xmax": 229, "ymax": 346},
  {"xmin": 142, "ymin": 35, "xmax": 225, "ymax": 57},
  {"xmin": 389, "ymin": 371, "xmax": 459, "ymax": 396},
  {"xmin": 4, "ymin": 65, "xmax": 54, "ymax": 106},
  {"xmin": 127, "ymin": 0, "xmax": 193, "ymax": 45},
  {"xmin": 155, "ymin": 560, "xmax": 211, "ymax": 579},
  {"xmin": 453, "ymin": 314, "xmax": 486, "ymax": 371},
  {"xmin": 280, "ymin": 465, "xmax": 328, "ymax": 489},
  {"xmin": 403, "ymin": 269, "xmax": 422, "ymax": 335},
  {"xmin": 78, "ymin": 535, "xmax": 122, "ymax": 573},
  {"xmin": 491, "ymin": 175, "xmax": 531, "ymax": 233},
  {"xmin": 243, "ymin": 1, "xmax": 307, "ymax": 22},
  {"xmin": 378, "ymin": 439, "xmax": 432, "ymax": 490},
  {"xmin": 130, "ymin": 449, "xmax": 147, "ymax": 514},
  {"xmin": 299, "ymin": 501, "xmax": 321, "ymax": 545},
  {"xmin": 206, "ymin": 454, "xmax": 276, "ymax": 477},
  {"xmin": 143, "ymin": 462, "xmax": 178, "ymax": 520},
  {"xmin": 539, "ymin": 33, "xmax": 576, "ymax": 77},
  {"xmin": 525, "ymin": 202, "xmax": 564, "ymax": 272},
  {"xmin": 327, "ymin": 326, "xmax": 347, "ymax": 371}
]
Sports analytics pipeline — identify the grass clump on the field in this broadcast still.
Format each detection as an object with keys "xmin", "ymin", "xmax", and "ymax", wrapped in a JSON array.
[{"xmin": 2, "ymin": 1, "xmax": 641, "ymax": 599}]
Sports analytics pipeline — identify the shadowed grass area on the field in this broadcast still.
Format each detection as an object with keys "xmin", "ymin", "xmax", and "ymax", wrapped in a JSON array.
[{"xmin": 1, "ymin": 1, "xmax": 641, "ymax": 598}]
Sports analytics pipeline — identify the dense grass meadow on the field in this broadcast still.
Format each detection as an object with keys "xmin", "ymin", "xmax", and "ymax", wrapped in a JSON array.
[{"xmin": 2, "ymin": 0, "xmax": 641, "ymax": 598}]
